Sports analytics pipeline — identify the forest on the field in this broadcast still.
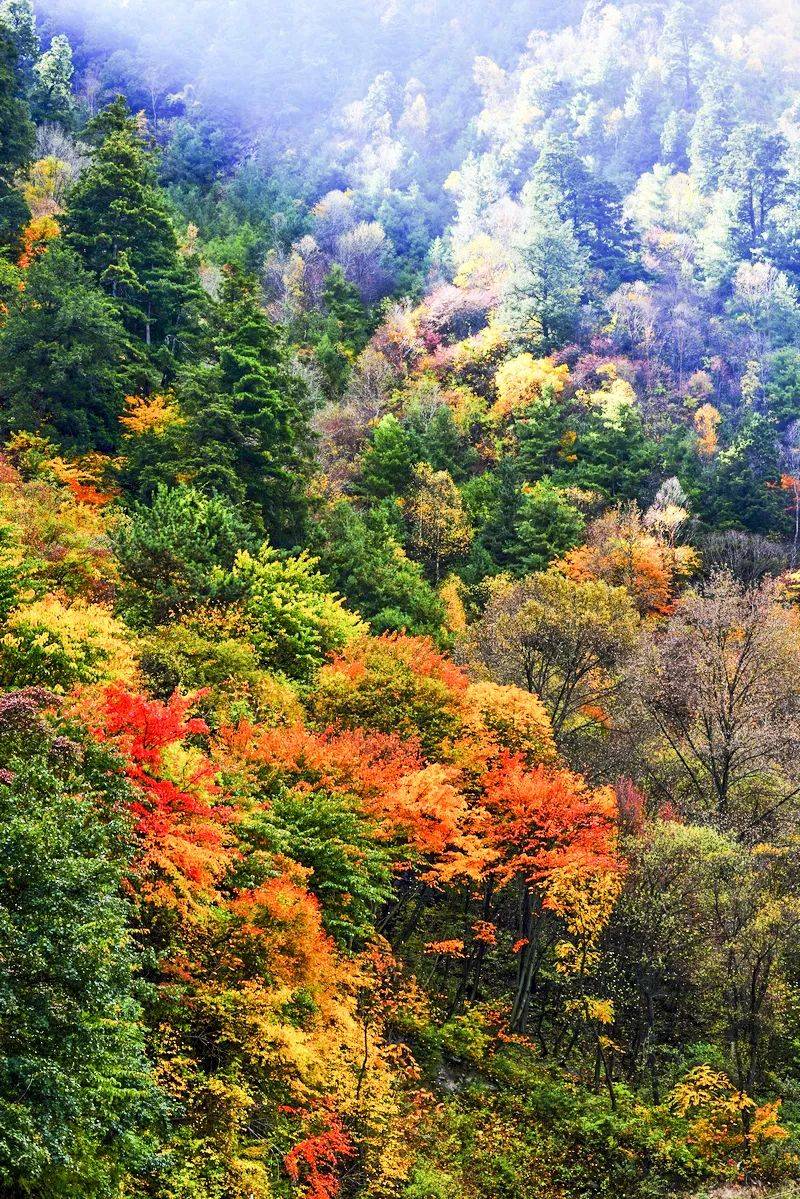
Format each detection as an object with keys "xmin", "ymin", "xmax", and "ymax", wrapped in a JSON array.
[{"xmin": 3, "ymin": 0, "xmax": 800, "ymax": 1196}]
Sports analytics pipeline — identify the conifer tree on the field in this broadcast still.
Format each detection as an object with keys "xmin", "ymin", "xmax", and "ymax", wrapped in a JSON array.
[
  {"xmin": 0, "ymin": 24, "xmax": 33, "ymax": 247},
  {"xmin": 176, "ymin": 269, "xmax": 314, "ymax": 543},
  {"xmin": 0, "ymin": 242, "xmax": 136, "ymax": 450},
  {"xmin": 63, "ymin": 97, "xmax": 204, "ymax": 375}
]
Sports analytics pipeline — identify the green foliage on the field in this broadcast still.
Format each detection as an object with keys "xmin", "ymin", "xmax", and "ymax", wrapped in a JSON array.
[
  {"xmin": 512, "ymin": 480, "xmax": 585, "ymax": 573},
  {"xmin": 0, "ymin": 242, "xmax": 135, "ymax": 450},
  {"xmin": 0, "ymin": 691, "xmax": 155, "ymax": 1193},
  {"xmin": 0, "ymin": 24, "xmax": 33, "ymax": 247},
  {"xmin": 63, "ymin": 97, "xmax": 205, "ymax": 373},
  {"xmin": 245, "ymin": 788, "xmax": 393, "ymax": 944},
  {"xmin": 563, "ymin": 405, "xmax": 657, "ymax": 504},
  {"xmin": 112, "ymin": 484, "xmax": 255, "ymax": 625},
  {"xmin": 224, "ymin": 543, "xmax": 365, "ymax": 683},
  {"xmin": 765, "ymin": 347, "xmax": 800, "ymax": 426},
  {"xmin": 310, "ymin": 501, "xmax": 446, "ymax": 637},
  {"xmin": 360, "ymin": 414, "xmax": 418, "ymax": 499},
  {"xmin": 707, "ymin": 411, "xmax": 786, "ymax": 535},
  {"xmin": 501, "ymin": 181, "xmax": 590, "ymax": 351},
  {"xmin": 30, "ymin": 32, "xmax": 74, "ymax": 126},
  {"xmin": 176, "ymin": 270, "xmax": 314, "ymax": 542}
]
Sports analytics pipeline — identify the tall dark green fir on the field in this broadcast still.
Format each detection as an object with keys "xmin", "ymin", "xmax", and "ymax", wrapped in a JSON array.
[{"xmin": 62, "ymin": 97, "xmax": 204, "ymax": 378}]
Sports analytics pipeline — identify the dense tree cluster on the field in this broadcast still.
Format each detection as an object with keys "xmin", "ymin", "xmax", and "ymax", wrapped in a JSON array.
[{"xmin": 4, "ymin": 2, "xmax": 800, "ymax": 1197}]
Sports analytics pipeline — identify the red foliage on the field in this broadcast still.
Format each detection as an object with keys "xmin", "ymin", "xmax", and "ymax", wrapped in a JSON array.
[
  {"xmin": 96, "ymin": 686, "xmax": 234, "ymax": 909},
  {"xmin": 284, "ymin": 1110, "xmax": 355, "ymax": 1199}
]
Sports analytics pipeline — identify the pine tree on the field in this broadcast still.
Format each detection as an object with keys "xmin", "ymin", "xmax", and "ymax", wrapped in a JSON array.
[
  {"xmin": 30, "ymin": 32, "xmax": 74, "ymax": 126},
  {"xmin": 177, "ymin": 270, "xmax": 314, "ymax": 544},
  {"xmin": 0, "ymin": 0, "xmax": 38, "ymax": 86},
  {"xmin": 0, "ymin": 24, "xmax": 33, "ymax": 247},
  {"xmin": 0, "ymin": 242, "xmax": 136, "ymax": 450},
  {"xmin": 63, "ymin": 97, "xmax": 204, "ymax": 375}
]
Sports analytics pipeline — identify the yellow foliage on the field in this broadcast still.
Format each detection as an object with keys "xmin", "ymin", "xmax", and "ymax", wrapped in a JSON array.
[
  {"xmin": 0, "ymin": 596, "xmax": 138, "ymax": 692},
  {"xmin": 120, "ymin": 392, "xmax": 182, "ymax": 436},
  {"xmin": 453, "ymin": 233, "xmax": 506, "ymax": 289},
  {"xmin": 439, "ymin": 574, "xmax": 468, "ymax": 634},
  {"xmin": 0, "ymin": 466, "xmax": 119, "ymax": 599},
  {"xmin": 22, "ymin": 156, "xmax": 73, "ymax": 218},
  {"xmin": 460, "ymin": 680, "xmax": 557, "ymax": 766},
  {"xmin": 547, "ymin": 860, "xmax": 622, "ymax": 974},
  {"xmin": 694, "ymin": 402, "xmax": 721, "ymax": 457},
  {"xmin": 585, "ymin": 376, "xmax": 638, "ymax": 427},
  {"xmin": 670, "ymin": 1065, "xmax": 788, "ymax": 1163},
  {"xmin": 449, "ymin": 319, "xmax": 508, "ymax": 376},
  {"xmin": 491, "ymin": 353, "xmax": 569, "ymax": 422}
]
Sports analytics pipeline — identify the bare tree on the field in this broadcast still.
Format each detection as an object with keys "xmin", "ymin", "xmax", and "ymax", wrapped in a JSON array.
[{"xmin": 627, "ymin": 572, "xmax": 800, "ymax": 836}]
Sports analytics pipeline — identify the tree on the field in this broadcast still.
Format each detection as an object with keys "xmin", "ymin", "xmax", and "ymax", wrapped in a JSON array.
[
  {"xmin": 112, "ymin": 484, "xmax": 255, "ymax": 625},
  {"xmin": 312, "ymin": 633, "xmax": 468, "ymax": 759},
  {"xmin": 359, "ymin": 414, "xmax": 417, "ymax": 500},
  {"xmin": 765, "ymin": 347, "xmax": 800, "ymax": 426},
  {"xmin": 0, "ymin": 242, "xmax": 136, "ymax": 450},
  {"xmin": 0, "ymin": 25, "xmax": 33, "ymax": 246},
  {"xmin": 30, "ymin": 33, "xmax": 74, "ymax": 126},
  {"xmin": 511, "ymin": 480, "xmax": 585, "ymax": 574},
  {"xmin": 563, "ymin": 403, "xmax": 657, "ymax": 504},
  {"xmin": 176, "ymin": 270, "xmax": 314, "ymax": 543},
  {"xmin": 0, "ymin": 0, "xmax": 38, "ymax": 82},
  {"xmin": 63, "ymin": 97, "xmax": 204, "ymax": 371},
  {"xmin": 405, "ymin": 464, "xmax": 473, "ymax": 583},
  {"xmin": 246, "ymin": 787, "xmax": 392, "ymax": 945},
  {"xmin": 0, "ymin": 688, "xmax": 154, "ymax": 1192},
  {"xmin": 532, "ymin": 135, "xmax": 633, "ymax": 278},
  {"xmin": 313, "ymin": 264, "xmax": 373, "ymax": 396},
  {"xmin": 464, "ymin": 571, "xmax": 640, "ymax": 745},
  {"xmin": 709, "ymin": 412, "xmax": 786, "ymax": 536},
  {"xmin": 721, "ymin": 125, "xmax": 791, "ymax": 253},
  {"xmin": 221, "ymin": 543, "xmax": 365, "ymax": 683},
  {"xmin": 629, "ymin": 572, "xmax": 800, "ymax": 835},
  {"xmin": 309, "ymin": 501, "xmax": 445, "ymax": 637},
  {"xmin": 559, "ymin": 504, "xmax": 695, "ymax": 616},
  {"xmin": 501, "ymin": 181, "xmax": 589, "ymax": 351},
  {"xmin": 477, "ymin": 753, "xmax": 620, "ymax": 1032}
]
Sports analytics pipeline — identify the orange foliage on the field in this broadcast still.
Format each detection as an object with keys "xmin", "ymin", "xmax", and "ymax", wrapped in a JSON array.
[
  {"xmin": 284, "ymin": 1110, "xmax": 355, "ymax": 1199},
  {"xmin": 477, "ymin": 752, "xmax": 619, "ymax": 888},
  {"xmin": 17, "ymin": 215, "xmax": 60, "ymax": 269},
  {"xmin": 559, "ymin": 505, "xmax": 688, "ymax": 615},
  {"xmin": 120, "ymin": 392, "xmax": 181, "ymax": 436},
  {"xmin": 226, "ymin": 865, "xmax": 335, "ymax": 987},
  {"xmin": 312, "ymin": 633, "xmax": 469, "ymax": 757}
]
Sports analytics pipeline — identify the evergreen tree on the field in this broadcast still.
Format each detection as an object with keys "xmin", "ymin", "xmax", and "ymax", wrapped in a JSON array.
[
  {"xmin": 309, "ymin": 500, "xmax": 445, "ymax": 637},
  {"xmin": 501, "ymin": 180, "xmax": 589, "ymax": 351},
  {"xmin": 562, "ymin": 406, "xmax": 657, "ymax": 503},
  {"xmin": 63, "ymin": 97, "xmax": 204, "ymax": 375},
  {"xmin": 312, "ymin": 266, "xmax": 372, "ymax": 397},
  {"xmin": 0, "ymin": 24, "xmax": 33, "ymax": 247},
  {"xmin": 532, "ymin": 135, "xmax": 634, "ymax": 279},
  {"xmin": 113, "ymin": 484, "xmax": 256, "ymax": 625},
  {"xmin": 516, "ymin": 397, "xmax": 576, "ymax": 483},
  {"xmin": 0, "ymin": 243, "xmax": 136, "ymax": 450},
  {"xmin": 0, "ymin": 0, "xmax": 38, "ymax": 87},
  {"xmin": 30, "ymin": 32, "xmax": 74, "ymax": 126},
  {"xmin": 178, "ymin": 270, "xmax": 314, "ymax": 543},
  {"xmin": 0, "ymin": 689, "xmax": 155, "ymax": 1192},
  {"xmin": 322, "ymin": 264, "xmax": 371, "ymax": 349},
  {"xmin": 359, "ymin": 414, "xmax": 417, "ymax": 499},
  {"xmin": 511, "ymin": 480, "xmax": 585, "ymax": 574},
  {"xmin": 709, "ymin": 412, "xmax": 787, "ymax": 535}
]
